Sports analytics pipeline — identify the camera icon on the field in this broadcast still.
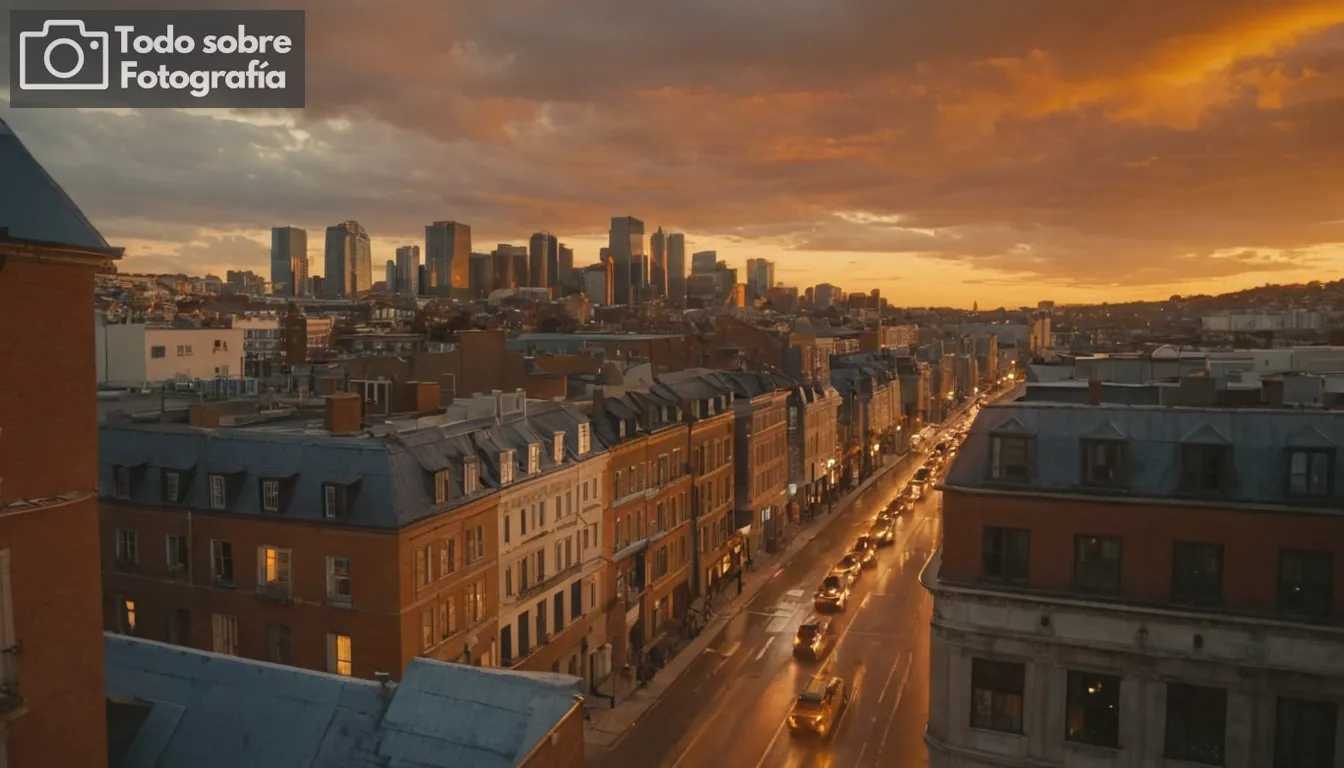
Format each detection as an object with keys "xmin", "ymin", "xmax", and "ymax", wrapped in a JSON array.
[{"xmin": 18, "ymin": 20, "xmax": 110, "ymax": 91}]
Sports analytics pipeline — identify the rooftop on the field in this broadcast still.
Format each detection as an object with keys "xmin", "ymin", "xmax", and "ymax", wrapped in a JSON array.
[
  {"xmin": 0, "ymin": 116, "xmax": 111, "ymax": 250},
  {"xmin": 105, "ymin": 634, "xmax": 583, "ymax": 768}
]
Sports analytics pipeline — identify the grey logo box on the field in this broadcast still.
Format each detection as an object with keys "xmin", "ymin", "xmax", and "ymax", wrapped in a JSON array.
[{"xmin": 8, "ymin": 10, "xmax": 305, "ymax": 109}]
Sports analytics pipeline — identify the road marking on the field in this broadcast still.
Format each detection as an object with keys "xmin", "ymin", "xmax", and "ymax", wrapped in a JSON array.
[
  {"xmin": 765, "ymin": 616, "xmax": 792, "ymax": 634},
  {"xmin": 754, "ymin": 636, "xmax": 775, "ymax": 661},
  {"xmin": 785, "ymin": 588, "xmax": 805, "ymax": 599},
  {"xmin": 715, "ymin": 640, "xmax": 741, "ymax": 658},
  {"xmin": 878, "ymin": 656, "xmax": 913, "ymax": 751},
  {"xmin": 878, "ymin": 650, "xmax": 910, "ymax": 705},
  {"xmin": 752, "ymin": 717, "xmax": 790, "ymax": 768}
]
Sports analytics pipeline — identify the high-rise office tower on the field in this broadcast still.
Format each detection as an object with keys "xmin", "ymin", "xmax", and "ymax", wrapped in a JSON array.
[
  {"xmin": 666, "ymin": 232, "xmax": 686, "ymax": 307},
  {"xmin": 384, "ymin": 259, "xmax": 396, "ymax": 289},
  {"xmin": 558, "ymin": 243, "xmax": 575, "ymax": 288},
  {"xmin": 425, "ymin": 220, "xmax": 471, "ymax": 298},
  {"xmin": 608, "ymin": 216, "xmax": 645, "ymax": 305},
  {"xmin": 529, "ymin": 232, "xmax": 560, "ymax": 289},
  {"xmin": 323, "ymin": 220, "xmax": 372, "ymax": 297},
  {"xmin": 691, "ymin": 250, "xmax": 717, "ymax": 275},
  {"xmin": 468, "ymin": 252, "xmax": 492, "ymax": 297},
  {"xmin": 270, "ymin": 226, "xmax": 308, "ymax": 296},
  {"xmin": 395, "ymin": 245, "xmax": 421, "ymax": 295},
  {"xmin": 815, "ymin": 282, "xmax": 840, "ymax": 308},
  {"xmin": 489, "ymin": 245, "xmax": 514, "ymax": 291},
  {"xmin": 746, "ymin": 258, "xmax": 776, "ymax": 301},
  {"xmin": 649, "ymin": 227, "xmax": 667, "ymax": 298}
]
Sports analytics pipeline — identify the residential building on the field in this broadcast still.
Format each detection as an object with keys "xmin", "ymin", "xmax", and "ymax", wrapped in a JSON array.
[
  {"xmin": 269, "ymin": 225, "xmax": 308, "ymax": 297},
  {"xmin": 232, "ymin": 315, "xmax": 283, "ymax": 375},
  {"xmin": 95, "ymin": 323, "xmax": 246, "ymax": 387},
  {"xmin": 0, "ymin": 113, "xmax": 122, "ymax": 766},
  {"xmin": 666, "ymin": 232, "xmax": 687, "ymax": 307},
  {"xmin": 395, "ymin": 245, "xmax": 420, "ymax": 295},
  {"xmin": 722, "ymin": 372, "xmax": 792, "ymax": 556},
  {"xmin": 324, "ymin": 220, "xmax": 373, "ymax": 298},
  {"xmin": 589, "ymin": 388, "xmax": 694, "ymax": 669},
  {"xmin": 608, "ymin": 216, "xmax": 645, "ymax": 305},
  {"xmin": 649, "ymin": 227, "xmax": 667, "ymax": 299},
  {"xmin": 106, "ymin": 636, "xmax": 586, "ymax": 768},
  {"xmin": 425, "ymin": 220, "xmax": 471, "ymax": 298},
  {"xmin": 927, "ymin": 401, "xmax": 1344, "ymax": 768},
  {"xmin": 99, "ymin": 388, "xmax": 501, "ymax": 680}
]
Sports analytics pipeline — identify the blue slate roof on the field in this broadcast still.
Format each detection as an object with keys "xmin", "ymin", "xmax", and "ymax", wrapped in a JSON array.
[
  {"xmin": 105, "ymin": 635, "xmax": 583, "ymax": 768},
  {"xmin": 946, "ymin": 400, "xmax": 1344, "ymax": 507},
  {"xmin": 99, "ymin": 402, "xmax": 606, "ymax": 530},
  {"xmin": 0, "ymin": 116, "xmax": 111, "ymax": 249}
]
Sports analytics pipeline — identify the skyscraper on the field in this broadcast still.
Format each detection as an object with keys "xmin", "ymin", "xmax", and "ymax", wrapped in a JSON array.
[
  {"xmin": 425, "ymin": 220, "xmax": 471, "ymax": 298},
  {"xmin": 395, "ymin": 245, "xmax": 421, "ymax": 295},
  {"xmin": 384, "ymin": 259, "xmax": 396, "ymax": 289},
  {"xmin": 528, "ymin": 232, "xmax": 558, "ymax": 289},
  {"xmin": 746, "ymin": 258, "xmax": 776, "ymax": 300},
  {"xmin": 649, "ymin": 227, "xmax": 667, "ymax": 298},
  {"xmin": 691, "ymin": 250, "xmax": 717, "ymax": 275},
  {"xmin": 558, "ymin": 243, "xmax": 575, "ymax": 288},
  {"xmin": 270, "ymin": 226, "xmax": 308, "ymax": 296},
  {"xmin": 323, "ymin": 220, "xmax": 372, "ymax": 297},
  {"xmin": 608, "ymin": 216, "xmax": 645, "ymax": 305},
  {"xmin": 666, "ymin": 232, "xmax": 686, "ymax": 307},
  {"xmin": 468, "ymin": 252, "xmax": 492, "ymax": 297}
]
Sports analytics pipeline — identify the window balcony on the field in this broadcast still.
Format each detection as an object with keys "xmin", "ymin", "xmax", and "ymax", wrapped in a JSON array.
[{"xmin": 255, "ymin": 581, "xmax": 292, "ymax": 604}]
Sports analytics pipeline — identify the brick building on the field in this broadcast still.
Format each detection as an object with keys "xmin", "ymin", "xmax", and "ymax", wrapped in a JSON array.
[
  {"xmin": 723, "ymin": 372, "xmax": 792, "ymax": 556},
  {"xmin": 927, "ymin": 401, "xmax": 1344, "ymax": 768},
  {"xmin": 0, "ymin": 116, "xmax": 122, "ymax": 767}
]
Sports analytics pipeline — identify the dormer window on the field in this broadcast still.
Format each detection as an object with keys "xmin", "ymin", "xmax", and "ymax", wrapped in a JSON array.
[
  {"xmin": 618, "ymin": 421, "xmax": 627, "ymax": 438},
  {"xmin": 1179, "ymin": 444, "xmax": 1231, "ymax": 495},
  {"xmin": 163, "ymin": 471, "xmax": 183, "ymax": 503},
  {"xmin": 500, "ymin": 451, "xmax": 516, "ymax": 485},
  {"xmin": 208, "ymin": 474, "xmax": 228, "ymax": 509},
  {"xmin": 323, "ymin": 484, "xmax": 350, "ymax": 519},
  {"xmin": 578, "ymin": 423, "xmax": 591, "ymax": 455},
  {"xmin": 434, "ymin": 469, "xmax": 450, "ymax": 504},
  {"xmin": 464, "ymin": 458, "xmax": 480, "ymax": 495},
  {"xmin": 262, "ymin": 480, "xmax": 281, "ymax": 512},
  {"xmin": 990, "ymin": 436, "xmax": 1032, "ymax": 481},
  {"xmin": 1287, "ymin": 448, "xmax": 1334, "ymax": 499},
  {"xmin": 528, "ymin": 443, "xmax": 541, "ymax": 474},
  {"xmin": 553, "ymin": 432, "xmax": 565, "ymax": 464},
  {"xmin": 1081, "ymin": 440, "xmax": 1126, "ymax": 488},
  {"xmin": 114, "ymin": 465, "xmax": 133, "ymax": 499}
]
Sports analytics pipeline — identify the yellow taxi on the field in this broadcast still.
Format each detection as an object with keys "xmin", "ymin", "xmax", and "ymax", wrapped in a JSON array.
[{"xmin": 787, "ymin": 675, "xmax": 850, "ymax": 738}]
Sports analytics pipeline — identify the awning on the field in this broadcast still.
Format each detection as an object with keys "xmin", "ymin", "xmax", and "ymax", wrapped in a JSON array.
[{"xmin": 612, "ymin": 538, "xmax": 649, "ymax": 563}]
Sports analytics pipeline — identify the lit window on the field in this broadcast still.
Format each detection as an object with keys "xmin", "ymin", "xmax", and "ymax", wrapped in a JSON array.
[{"xmin": 328, "ymin": 633, "xmax": 353, "ymax": 676}]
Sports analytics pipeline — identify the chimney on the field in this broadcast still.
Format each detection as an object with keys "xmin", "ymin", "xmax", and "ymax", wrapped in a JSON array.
[
  {"xmin": 1087, "ymin": 377, "xmax": 1103, "ymax": 406},
  {"xmin": 324, "ymin": 393, "xmax": 363, "ymax": 435}
]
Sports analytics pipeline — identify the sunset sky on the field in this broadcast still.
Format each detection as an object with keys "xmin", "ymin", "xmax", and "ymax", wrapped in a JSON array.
[{"xmin": 3, "ymin": 0, "xmax": 1344, "ymax": 307}]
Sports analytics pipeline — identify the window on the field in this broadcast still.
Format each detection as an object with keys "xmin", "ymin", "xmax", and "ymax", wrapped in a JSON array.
[
  {"xmin": 151, "ymin": 345, "xmax": 166, "ymax": 358},
  {"xmin": 468, "ymin": 524, "xmax": 484, "ymax": 562},
  {"xmin": 415, "ymin": 548, "xmax": 428, "ymax": 590},
  {"xmin": 970, "ymin": 658, "xmax": 1025, "ymax": 733},
  {"xmin": 528, "ymin": 443, "xmax": 541, "ymax": 474},
  {"xmin": 165, "ymin": 534, "xmax": 189, "ymax": 573},
  {"xmin": 208, "ymin": 474, "xmax": 227, "ymax": 509},
  {"xmin": 1082, "ymin": 439, "xmax": 1126, "ymax": 487},
  {"xmin": 441, "ymin": 598, "xmax": 457, "ymax": 638},
  {"xmin": 434, "ymin": 470, "xmax": 449, "ymax": 504},
  {"xmin": 981, "ymin": 527, "xmax": 1029, "ymax": 582},
  {"xmin": 118, "ymin": 598, "xmax": 137, "ymax": 634},
  {"xmin": 553, "ymin": 591, "xmax": 565, "ymax": 632},
  {"xmin": 464, "ymin": 459, "xmax": 480, "ymax": 494},
  {"xmin": 164, "ymin": 471, "xmax": 182, "ymax": 503},
  {"xmin": 211, "ymin": 614, "xmax": 239, "ymax": 655},
  {"xmin": 116, "ymin": 529, "xmax": 139, "ymax": 565},
  {"xmin": 1164, "ymin": 683, "xmax": 1226, "ymax": 765},
  {"xmin": 614, "ymin": 470, "xmax": 623, "ymax": 499},
  {"xmin": 1288, "ymin": 449, "xmax": 1333, "ymax": 498},
  {"xmin": 1278, "ymin": 549, "xmax": 1333, "ymax": 618},
  {"xmin": 989, "ymin": 436, "xmax": 1031, "ymax": 481},
  {"xmin": 467, "ymin": 580, "xmax": 485, "ymax": 623},
  {"xmin": 536, "ymin": 599, "xmax": 548, "ymax": 641},
  {"xmin": 1275, "ymin": 697, "xmax": 1337, "ymax": 768},
  {"xmin": 328, "ymin": 633, "xmax": 353, "ymax": 676},
  {"xmin": 578, "ymin": 423, "xmax": 591, "ymax": 455},
  {"xmin": 261, "ymin": 479, "xmax": 281, "ymax": 513},
  {"xmin": 257, "ymin": 546, "xmax": 292, "ymax": 598},
  {"xmin": 500, "ymin": 451, "xmax": 515, "ymax": 485},
  {"xmin": 442, "ymin": 538, "xmax": 456, "ymax": 575},
  {"xmin": 421, "ymin": 610, "xmax": 436, "ymax": 651},
  {"xmin": 326, "ymin": 556, "xmax": 351, "ymax": 605},
  {"xmin": 167, "ymin": 608, "xmax": 190, "ymax": 645},
  {"xmin": 209, "ymin": 540, "xmax": 234, "ymax": 585},
  {"xmin": 1180, "ymin": 443, "xmax": 1230, "ymax": 495},
  {"xmin": 571, "ymin": 580, "xmax": 582, "ymax": 622},
  {"xmin": 505, "ymin": 565, "xmax": 514, "ymax": 597},
  {"xmin": 1073, "ymin": 535, "xmax": 1122, "ymax": 594},
  {"xmin": 114, "ymin": 465, "xmax": 133, "ymax": 499},
  {"xmin": 1066, "ymin": 671, "xmax": 1120, "ymax": 748},
  {"xmin": 324, "ymin": 484, "xmax": 349, "ymax": 519},
  {"xmin": 1171, "ymin": 542, "xmax": 1223, "ymax": 605},
  {"xmin": 267, "ymin": 624, "xmax": 292, "ymax": 664},
  {"xmin": 553, "ymin": 432, "xmax": 565, "ymax": 464}
]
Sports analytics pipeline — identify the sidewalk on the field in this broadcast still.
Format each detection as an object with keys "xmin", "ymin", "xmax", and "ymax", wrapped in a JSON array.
[{"xmin": 583, "ymin": 447, "xmax": 923, "ymax": 755}]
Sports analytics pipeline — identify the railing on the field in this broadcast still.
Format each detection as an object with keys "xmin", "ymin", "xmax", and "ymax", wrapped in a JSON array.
[
  {"xmin": 255, "ymin": 581, "xmax": 292, "ymax": 603},
  {"xmin": 517, "ymin": 562, "xmax": 583, "ymax": 602}
]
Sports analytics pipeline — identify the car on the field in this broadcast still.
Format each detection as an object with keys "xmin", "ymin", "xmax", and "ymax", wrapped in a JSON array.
[
  {"xmin": 913, "ymin": 467, "xmax": 932, "ymax": 486},
  {"xmin": 834, "ymin": 553, "xmax": 863, "ymax": 583},
  {"xmin": 814, "ymin": 573, "xmax": 851, "ymax": 611},
  {"xmin": 851, "ymin": 536, "xmax": 878, "ymax": 568},
  {"xmin": 869, "ymin": 519, "xmax": 896, "ymax": 546},
  {"xmin": 787, "ymin": 675, "xmax": 850, "ymax": 738},
  {"xmin": 906, "ymin": 481, "xmax": 923, "ymax": 501},
  {"xmin": 792, "ymin": 618, "xmax": 834, "ymax": 661}
]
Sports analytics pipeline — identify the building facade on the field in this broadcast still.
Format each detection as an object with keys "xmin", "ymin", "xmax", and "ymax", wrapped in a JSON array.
[
  {"xmin": 425, "ymin": 220, "xmax": 471, "ymax": 298},
  {"xmin": 608, "ymin": 216, "xmax": 645, "ymax": 306},
  {"xmin": 927, "ymin": 401, "xmax": 1344, "ymax": 768},
  {"xmin": 666, "ymin": 232, "xmax": 687, "ymax": 307},
  {"xmin": 95, "ymin": 323, "xmax": 246, "ymax": 387},
  {"xmin": 395, "ymin": 245, "xmax": 421, "ymax": 296},
  {"xmin": 269, "ymin": 225, "xmax": 308, "ymax": 297},
  {"xmin": 323, "ymin": 220, "xmax": 372, "ymax": 298}
]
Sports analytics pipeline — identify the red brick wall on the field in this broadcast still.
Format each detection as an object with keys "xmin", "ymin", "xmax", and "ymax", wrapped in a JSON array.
[
  {"xmin": 942, "ymin": 489, "xmax": 1344, "ymax": 615},
  {"xmin": 0, "ymin": 252, "xmax": 108, "ymax": 767}
]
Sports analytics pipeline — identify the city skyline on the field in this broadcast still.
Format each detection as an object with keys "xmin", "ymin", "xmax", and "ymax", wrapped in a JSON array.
[{"xmin": 4, "ymin": 1, "xmax": 1344, "ymax": 307}]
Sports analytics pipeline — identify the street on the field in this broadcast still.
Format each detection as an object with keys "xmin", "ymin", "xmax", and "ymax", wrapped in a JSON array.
[{"xmin": 592, "ymin": 439, "xmax": 948, "ymax": 768}]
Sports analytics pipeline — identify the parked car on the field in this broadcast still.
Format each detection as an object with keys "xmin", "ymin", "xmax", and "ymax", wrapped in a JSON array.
[
  {"xmin": 834, "ymin": 553, "xmax": 863, "ymax": 583},
  {"xmin": 788, "ymin": 675, "xmax": 851, "ymax": 738},
  {"xmin": 850, "ymin": 536, "xmax": 878, "ymax": 568},
  {"xmin": 792, "ymin": 617, "xmax": 835, "ymax": 661},
  {"xmin": 814, "ymin": 573, "xmax": 852, "ymax": 612},
  {"xmin": 870, "ymin": 518, "xmax": 896, "ymax": 547}
]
